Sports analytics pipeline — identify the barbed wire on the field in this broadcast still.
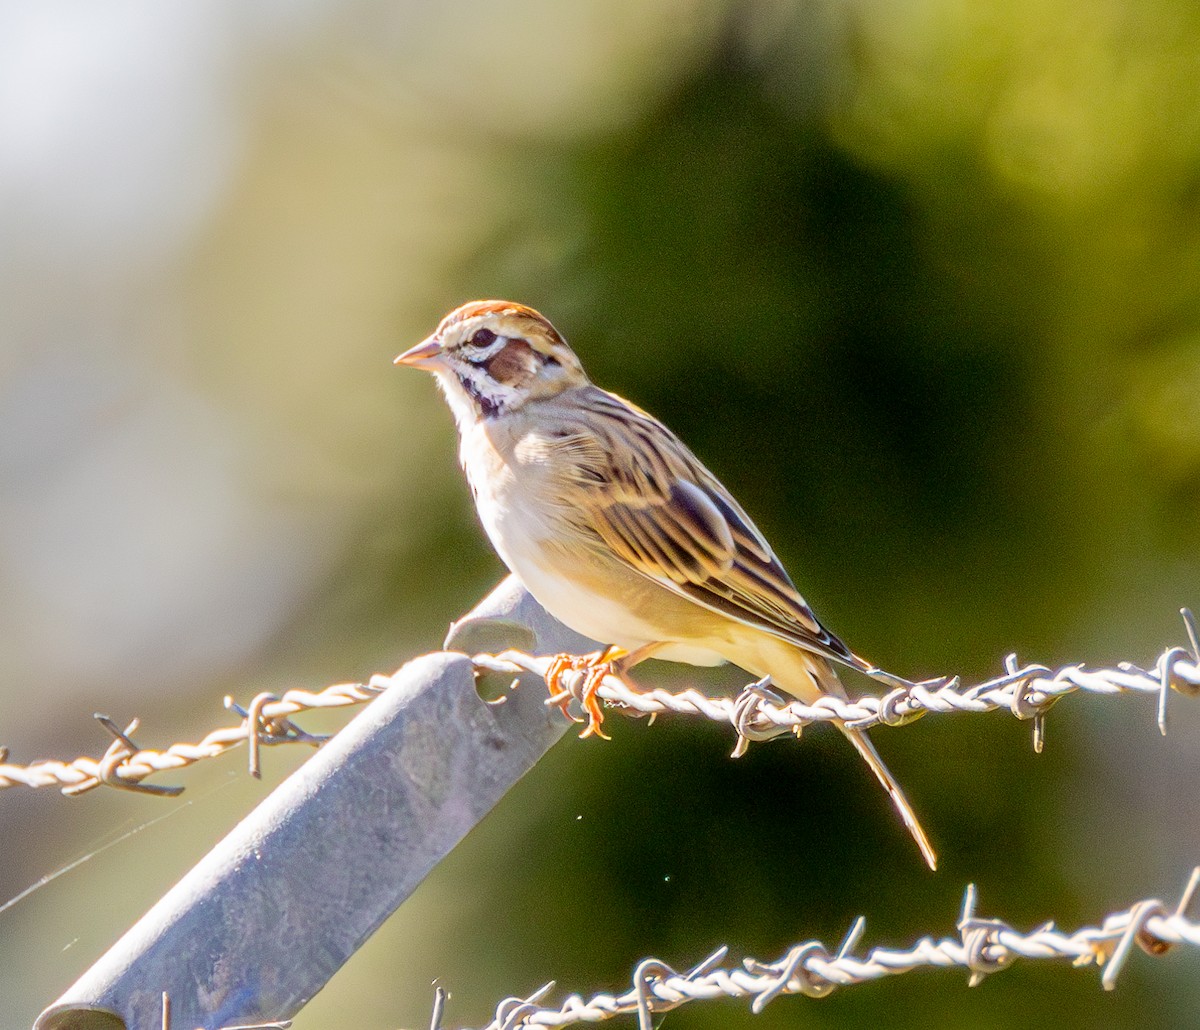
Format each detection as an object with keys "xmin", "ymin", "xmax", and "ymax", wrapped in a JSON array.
[
  {"xmin": 0, "ymin": 679, "xmax": 386, "ymax": 795},
  {"xmin": 3, "ymin": 610, "xmax": 1197, "ymax": 795},
  {"xmin": 448, "ymin": 869, "xmax": 1200, "ymax": 1030},
  {"xmin": 477, "ymin": 607, "xmax": 1200, "ymax": 755}
]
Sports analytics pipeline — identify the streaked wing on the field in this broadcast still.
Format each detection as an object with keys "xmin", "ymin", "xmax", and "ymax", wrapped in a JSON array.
[{"xmin": 559, "ymin": 386, "xmax": 865, "ymax": 670}]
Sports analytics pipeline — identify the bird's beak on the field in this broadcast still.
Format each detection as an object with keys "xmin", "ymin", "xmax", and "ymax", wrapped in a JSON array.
[{"xmin": 394, "ymin": 336, "xmax": 443, "ymax": 368}]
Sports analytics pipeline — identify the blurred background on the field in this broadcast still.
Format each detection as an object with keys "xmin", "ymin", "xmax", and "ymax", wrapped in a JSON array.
[{"xmin": 2, "ymin": 1, "xmax": 1199, "ymax": 1026}]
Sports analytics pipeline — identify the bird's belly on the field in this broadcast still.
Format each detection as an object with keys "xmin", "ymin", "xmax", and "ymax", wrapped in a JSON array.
[
  {"xmin": 518, "ymin": 558, "xmax": 656, "ymax": 646},
  {"xmin": 517, "ymin": 556, "xmax": 730, "ymax": 666},
  {"xmin": 482, "ymin": 506, "xmax": 728, "ymax": 665}
]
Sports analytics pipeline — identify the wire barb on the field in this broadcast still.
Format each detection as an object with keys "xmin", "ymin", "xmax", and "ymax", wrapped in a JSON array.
[
  {"xmin": 61, "ymin": 716, "xmax": 184, "ymax": 798},
  {"xmin": 430, "ymin": 985, "xmax": 448, "ymax": 1030},
  {"xmin": 1181, "ymin": 608, "xmax": 1200, "ymax": 662}
]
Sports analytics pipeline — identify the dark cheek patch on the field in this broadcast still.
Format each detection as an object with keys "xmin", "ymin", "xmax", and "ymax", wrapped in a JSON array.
[{"xmin": 485, "ymin": 339, "xmax": 537, "ymax": 387}]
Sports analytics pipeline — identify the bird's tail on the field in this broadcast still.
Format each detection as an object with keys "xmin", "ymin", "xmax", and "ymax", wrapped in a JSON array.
[
  {"xmin": 838, "ymin": 722, "xmax": 937, "ymax": 871},
  {"xmin": 765, "ymin": 643, "xmax": 938, "ymax": 870}
]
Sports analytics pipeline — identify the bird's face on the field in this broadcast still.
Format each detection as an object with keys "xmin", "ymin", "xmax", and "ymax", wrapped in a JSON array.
[{"xmin": 395, "ymin": 300, "xmax": 587, "ymax": 428}]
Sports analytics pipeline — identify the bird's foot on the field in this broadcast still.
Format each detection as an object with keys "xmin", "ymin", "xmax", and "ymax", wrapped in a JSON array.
[
  {"xmin": 544, "ymin": 646, "xmax": 627, "ymax": 740},
  {"xmin": 544, "ymin": 653, "xmax": 587, "ymax": 724}
]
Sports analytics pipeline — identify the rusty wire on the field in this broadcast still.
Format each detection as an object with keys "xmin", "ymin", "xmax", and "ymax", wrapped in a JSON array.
[
  {"xmin": 476, "ymin": 608, "xmax": 1200, "ymax": 755},
  {"xmin": 3, "ymin": 610, "xmax": 1198, "ymax": 795},
  {"xmin": 453, "ymin": 869, "xmax": 1200, "ymax": 1030}
]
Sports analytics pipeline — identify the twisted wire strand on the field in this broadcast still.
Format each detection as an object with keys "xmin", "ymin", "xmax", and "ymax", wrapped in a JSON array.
[
  {"xmin": 477, "ymin": 608, "xmax": 1200, "ymax": 753},
  {"xmin": 0, "ymin": 679, "xmax": 386, "ymax": 794},
  {"xmin": 3, "ymin": 611, "xmax": 1197, "ymax": 795},
  {"xmin": 461, "ymin": 870, "xmax": 1200, "ymax": 1030}
]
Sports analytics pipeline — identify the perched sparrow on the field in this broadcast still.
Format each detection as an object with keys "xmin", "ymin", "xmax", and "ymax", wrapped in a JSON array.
[{"xmin": 396, "ymin": 300, "xmax": 936, "ymax": 869}]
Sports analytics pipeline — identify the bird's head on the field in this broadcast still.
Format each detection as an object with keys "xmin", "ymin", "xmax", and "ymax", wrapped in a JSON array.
[{"xmin": 395, "ymin": 300, "xmax": 588, "ymax": 426}]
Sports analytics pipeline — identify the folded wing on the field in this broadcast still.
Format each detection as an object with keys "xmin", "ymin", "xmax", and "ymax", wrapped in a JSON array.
[{"xmin": 561, "ymin": 387, "xmax": 866, "ymax": 671}]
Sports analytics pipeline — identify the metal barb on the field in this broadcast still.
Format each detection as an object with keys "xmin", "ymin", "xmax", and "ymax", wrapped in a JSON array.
[
  {"xmin": 429, "ymin": 985, "xmax": 447, "ymax": 1030},
  {"xmin": 1175, "ymin": 867, "xmax": 1200, "ymax": 920},
  {"xmin": 958, "ymin": 883, "xmax": 978, "ymax": 927},
  {"xmin": 526, "ymin": 981, "xmax": 557, "ymax": 1005},
  {"xmin": 494, "ymin": 980, "xmax": 557, "ymax": 1030},
  {"xmin": 1155, "ymin": 647, "xmax": 1188, "ymax": 736},
  {"xmin": 1182, "ymin": 608, "xmax": 1200, "ymax": 662},
  {"xmin": 632, "ymin": 958, "xmax": 676, "ymax": 1030},
  {"xmin": 492, "ymin": 995, "xmax": 533, "ymax": 1029},
  {"xmin": 730, "ymin": 679, "xmax": 792, "ymax": 756},
  {"xmin": 225, "ymin": 696, "xmax": 250, "ymax": 719},
  {"xmin": 1101, "ymin": 899, "xmax": 1169, "ymax": 990},
  {"xmin": 955, "ymin": 887, "xmax": 1014, "ymax": 987},
  {"xmin": 64, "ymin": 715, "xmax": 184, "ymax": 797},
  {"xmin": 837, "ymin": 916, "xmax": 867, "ymax": 959},
  {"xmin": 491, "ymin": 980, "xmax": 556, "ymax": 1030},
  {"xmin": 752, "ymin": 942, "xmax": 834, "ymax": 1012},
  {"xmin": 684, "ymin": 946, "xmax": 729, "ymax": 979},
  {"xmin": 1007, "ymin": 678, "xmax": 1040, "ymax": 721},
  {"xmin": 95, "ymin": 714, "xmax": 141, "ymax": 753},
  {"xmin": 246, "ymin": 693, "xmax": 281, "ymax": 778}
]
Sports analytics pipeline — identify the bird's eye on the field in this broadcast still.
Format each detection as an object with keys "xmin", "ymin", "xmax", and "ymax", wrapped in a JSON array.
[{"xmin": 469, "ymin": 328, "xmax": 496, "ymax": 348}]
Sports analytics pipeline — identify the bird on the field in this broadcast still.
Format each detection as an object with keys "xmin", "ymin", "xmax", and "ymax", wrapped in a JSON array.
[{"xmin": 395, "ymin": 299, "xmax": 937, "ymax": 869}]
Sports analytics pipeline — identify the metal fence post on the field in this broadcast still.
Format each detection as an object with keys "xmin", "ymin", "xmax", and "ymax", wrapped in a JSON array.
[{"xmin": 36, "ymin": 576, "xmax": 596, "ymax": 1030}]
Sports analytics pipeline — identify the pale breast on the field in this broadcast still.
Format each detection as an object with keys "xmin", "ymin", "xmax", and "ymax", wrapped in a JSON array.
[{"xmin": 459, "ymin": 416, "xmax": 731, "ymax": 665}]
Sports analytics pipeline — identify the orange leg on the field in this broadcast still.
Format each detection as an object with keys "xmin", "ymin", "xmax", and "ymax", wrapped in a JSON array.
[{"xmin": 543, "ymin": 643, "xmax": 663, "ymax": 739}]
